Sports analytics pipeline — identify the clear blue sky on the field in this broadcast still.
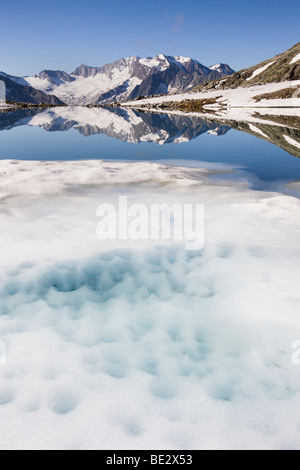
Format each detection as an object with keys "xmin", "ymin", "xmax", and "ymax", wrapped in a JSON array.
[{"xmin": 2, "ymin": 0, "xmax": 299, "ymax": 76}]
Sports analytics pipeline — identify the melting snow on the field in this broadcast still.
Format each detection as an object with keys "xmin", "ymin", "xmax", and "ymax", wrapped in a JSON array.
[
  {"xmin": 290, "ymin": 53, "xmax": 300, "ymax": 65},
  {"xmin": 124, "ymin": 80, "xmax": 300, "ymax": 109},
  {"xmin": 246, "ymin": 61, "xmax": 275, "ymax": 81},
  {"xmin": 0, "ymin": 159, "xmax": 300, "ymax": 449}
]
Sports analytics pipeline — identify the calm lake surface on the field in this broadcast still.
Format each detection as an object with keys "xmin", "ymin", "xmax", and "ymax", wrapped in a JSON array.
[{"xmin": 0, "ymin": 106, "xmax": 300, "ymax": 194}]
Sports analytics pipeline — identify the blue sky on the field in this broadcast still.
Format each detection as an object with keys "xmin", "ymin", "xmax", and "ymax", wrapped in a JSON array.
[{"xmin": 2, "ymin": 0, "xmax": 299, "ymax": 76}]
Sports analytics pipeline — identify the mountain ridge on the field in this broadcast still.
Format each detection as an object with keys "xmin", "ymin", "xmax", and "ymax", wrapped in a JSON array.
[
  {"xmin": 122, "ymin": 43, "xmax": 300, "ymax": 111},
  {"xmin": 0, "ymin": 73, "xmax": 65, "ymax": 105},
  {"xmin": 1, "ymin": 54, "xmax": 234, "ymax": 106},
  {"xmin": 192, "ymin": 42, "xmax": 300, "ymax": 92}
]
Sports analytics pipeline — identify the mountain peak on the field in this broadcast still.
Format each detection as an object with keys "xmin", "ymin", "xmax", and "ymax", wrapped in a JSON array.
[
  {"xmin": 3, "ymin": 54, "xmax": 234, "ymax": 106},
  {"xmin": 35, "ymin": 70, "xmax": 75, "ymax": 84},
  {"xmin": 209, "ymin": 63, "xmax": 235, "ymax": 75}
]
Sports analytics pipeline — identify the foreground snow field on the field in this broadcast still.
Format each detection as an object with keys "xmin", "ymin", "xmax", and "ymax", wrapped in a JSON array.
[{"xmin": 0, "ymin": 160, "xmax": 300, "ymax": 450}]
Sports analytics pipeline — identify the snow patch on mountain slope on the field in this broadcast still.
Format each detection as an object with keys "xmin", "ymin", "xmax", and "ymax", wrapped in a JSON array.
[
  {"xmin": 209, "ymin": 64, "xmax": 235, "ymax": 75},
  {"xmin": 24, "ymin": 76, "xmax": 54, "ymax": 94},
  {"xmin": 209, "ymin": 64, "xmax": 222, "ymax": 70},
  {"xmin": 139, "ymin": 57, "xmax": 164, "ymax": 69},
  {"xmin": 174, "ymin": 56, "xmax": 191, "ymax": 64},
  {"xmin": 290, "ymin": 53, "xmax": 300, "ymax": 65},
  {"xmin": 139, "ymin": 55, "xmax": 192, "ymax": 71},
  {"xmin": 139, "ymin": 56, "xmax": 170, "ymax": 71},
  {"xmin": 246, "ymin": 61, "xmax": 275, "ymax": 81}
]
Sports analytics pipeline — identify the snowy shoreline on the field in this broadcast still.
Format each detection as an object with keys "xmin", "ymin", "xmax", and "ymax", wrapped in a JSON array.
[
  {"xmin": 123, "ymin": 81, "xmax": 300, "ymax": 110},
  {"xmin": 1, "ymin": 80, "xmax": 300, "ymax": 113}
]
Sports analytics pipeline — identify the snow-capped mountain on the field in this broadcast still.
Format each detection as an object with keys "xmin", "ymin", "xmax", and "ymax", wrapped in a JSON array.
[
  {"xmin": 208, "ymin": 64, "xmax": 235, "ymax": 75},
  {"xmin": 1, "ymin": 55, "xmax": 234, "ymax": 106},
  {"xmin": 0, "ymin": 72, "xmax": 64, "ymax": 105},
  {"xmin": 123, "ymin": 43, "xmax": 300, "ymax": 113}
]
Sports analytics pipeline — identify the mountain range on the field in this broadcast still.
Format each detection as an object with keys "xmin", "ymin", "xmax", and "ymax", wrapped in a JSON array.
[
  {"xmin": 0, "ymin": 72, "xmax": 64, "ymax": 105},
  {"xmin": 0, "ymin": 55, "xmax": 234, "ymax": 106}
]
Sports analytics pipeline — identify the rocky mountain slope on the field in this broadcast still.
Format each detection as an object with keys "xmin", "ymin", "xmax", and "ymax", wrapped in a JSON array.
[
  {"xmin": 124, "ymin": 44, "xmax": 300, "ymax": 111},
  {"xmin": 193, "ymin": 42, "xmax": 300, "ymax": 92},
  {"xmin": 1, "ymin": 55, "xmax": 234, "ymax": 106},
  {"xmin": 0, "ymin": 73, "xmax": 64, "ymax": 105},
  {"xmin": 124, "ymin": 57, "xmax": 234, "ymax": 102}
]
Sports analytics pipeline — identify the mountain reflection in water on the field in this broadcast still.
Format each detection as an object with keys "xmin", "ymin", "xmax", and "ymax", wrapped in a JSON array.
[
  {"xmin": 1, "ymin": 106, "xmax": 300, "ymax": 193},
  {"xmin": 0, "ymin": 106, "xmax": 231, "ymax": 144}
]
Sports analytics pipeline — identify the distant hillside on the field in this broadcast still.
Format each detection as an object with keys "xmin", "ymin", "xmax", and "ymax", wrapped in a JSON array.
[
  {"xmin": 0, "ymin": 73, "xmax": 65, "ymax": 105},
  {"xmin": 0, "ymin": 72, "xmax": 64, "ymax": 105},
  {"xmin": 193, "ymin": 42, "xmax": 300, "ymax": 92}
]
